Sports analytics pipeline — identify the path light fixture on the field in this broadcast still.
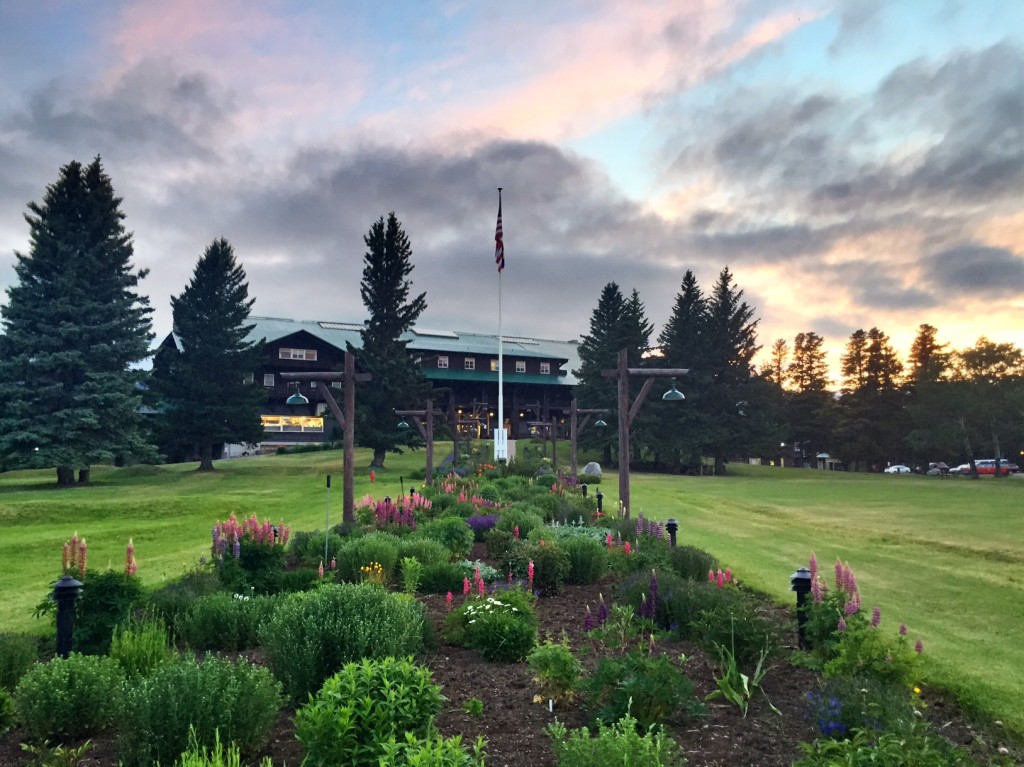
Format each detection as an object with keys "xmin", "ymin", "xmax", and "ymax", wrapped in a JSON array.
[
  {"xmin": 286, "ymin": 383, "xmax": 310, "ymax": 407},
  {"xmin": 601, "ymin": 347, "xmax": 689, "ymax": 518},
  {"xmin": 396, "ymin": 418, "xmax": 410, "ymax": 430},
  {"xmin": 281, "ymin": 354, "xmax": 371, "ymax": 524}
]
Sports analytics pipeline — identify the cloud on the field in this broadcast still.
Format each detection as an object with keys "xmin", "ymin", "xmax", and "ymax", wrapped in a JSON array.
[{"xmin": 925, "ymin": 244, "xmax": 1024, "ymax": 297}]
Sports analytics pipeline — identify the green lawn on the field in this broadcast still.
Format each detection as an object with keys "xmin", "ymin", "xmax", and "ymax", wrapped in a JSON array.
[{"xmin": 2, "ymin": 452, "xmax": 1022, "ymax": 736}]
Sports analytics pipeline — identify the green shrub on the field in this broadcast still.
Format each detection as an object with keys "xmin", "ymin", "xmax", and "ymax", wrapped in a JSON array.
[
  {"xmin": 583, "ymin": 650, "xmax": 701, "ymax": 730},
  {"xmin": 561, "ymin": 537, "xmax": 608, "ymax": 584},
  {"xmin": 0, "ymin": 688, "xmax": 15, "ymax": 738},
  {"xmin": 418, "ymin": 517, "xmax": 474, "ymax": 559},
  {"xmin": 277, "ymin": 567, "xmax": 320, "ymax": 593},
  {"xmin": 145, "ymin": 568, "xmax": 225, "ymax": 631},
  {"xmin": 215, "ymin": 540, "xmax": 287, "ymax": 595},
  {"xmin": 667, "ymin": 545, "xmax": 719, "ymax": 581},
  {"xmin": 823, "ymin": 621, "xmax": 921, "ymax": 687},
  {"xmin": 174, "ymin": 593, "xmax": 279, "ymax": 651},
  {"xmin": 510, "ymin": 542, "xmax": 571, "ymax": 596},
  {"xmin": 483, "ymin": 528, "xmax": 516, "ymax": 561},
  {"xmin": 419, "ymin": 562, "xmax": 466, "ymax": 594},
  {"xmin": 546, "ymin": 713, "xmax": 685, "ymax": 767},
  {"xmin": 691, "ymin": 590, "xmax": 778, "ymax": 668},
  {"xmin": 496, "ymin": 507, "xmax": 545, "ymax": 539},
  {"xmin": 792, "ymin": 719, "xmax": 977, "ymax": 766},
  {"xmin": 645, "ymin": 572, "xmax": 731, "ymax": 638},
  {"xmin": 118, "ymin": 656, "xmax": 282, "ymax": 767},
  {"xmin": 446, "ymin": 593, "xmax": 537, "ymax": 662},
  {"xmin": 805, "ymin": 676, "xmax": 915, "ymax": 740},
  {"xmin": 289, "ymin": 530, "xmax": 346, "ymax": 567},
  {"xmin": 378, "ymin": 732, "xmax": 488, "ymax": 767},
  {"xmin": 74, "ymin": 570, "xmax": 145, "ymax": 654},
  {"xmin": 0, "ymin": 633, "xmax": 38, "ymax": 691},
  {"xmin": 527, "ymin": 635, "xmax": 584, "ymax": 703},
  {"xmin": 526, "ymin": 492, "xmax": 560, "ymax": 521},
  {"xmin": 260, "ymin": 583, "xmax": 425, "ymax": 702},
  {"xmin": 397, "ymin": 536, "xmax": 453, "ymax": 568},
  {"xmin": 294, "ymin": 656, "xmax": 443, "ymax": 767},
  {"xmin": 401, "ymin": 556, "xmax": 424, "ymax": 595},
  {"xmin": 334, "ymin": 532, "xmax": 401, "ymax": 583},
  {"xmin": 577, "ymin": 472, "xmax": 601, "ymax": 485},
  {"xmin": 478, "ymin": 484, "xmax": 500, "ymax": 503},
  {"xmin": 109, "ymin": 619, "xmax": 176, "ymax": 679},
  {"xmin": 15, "ymin": 653, "xmax": 125, "ymax": 741}
]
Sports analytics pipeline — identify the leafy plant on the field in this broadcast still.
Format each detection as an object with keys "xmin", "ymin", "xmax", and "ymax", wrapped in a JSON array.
[
  {"xmin": 401, "ymin": 556, "xmax": 424, "ymax": 594},
  {"xmin": 295, "ymin": 656, "xmax": 443, "ymax": 767},
  {"xmin": 419, "ymin": 562, "xmax": 467, "ymax": 594},
  {"xmin": 560, "ymin": 536, "xmax": 607, "ymax": 584},
  {"xmin": 583, "ymin": 649, "xmax": 701, "ymax": 730},
  {"xmin": 792, "ymin": 719, "xmax": 979, "ymax": 766},
  {"xmin": 527, "ymin": 635, "xmax": 584, "ymax": 704},
  {"xmin": 463, "ymin": 697, "xmax": 485, "ymax": 716},
  {"xmin": 174, "ymin": 592, "xmax": 279, "ymax": 651},
  {"xmin": 419, "ymin": 517, "xmax": 475, "ymax": 559},
  {"xmin": 175, "ymin": 727, "xmax": 275, "ymax": 767},
  {"xmin": 667, "ymin": 545, "xmax": 719, "ymax": 582},
  {"xmin": 705, "ymin": 624, "xmax": 778, "ymax": 718},
  {"xmin": 14, "ymin": 653, "xmax": 125, "ymax": 742},
  {"xmin": 397, "ymin": 536, "xmax": 453, "ymax": 569},
  {"xmin": 334, "ymin": 533, "xmax": 401, "ymax": 583},
  {"xmin": 546, "ymin": 712, "xmax": 686, "ymax": 767},
  {"xmin": 0, "ymin": 633, "xmax": 38, "ymax": 691},
  {"xmin": 109, "ymin": 618, "xmax": 176, "ymax": 679},
  {"xmin": 804, "ymin": 676, "xmax": 915, "ymax": 739},
  {"xmin": 510, "ymin": 542, "xmax": 571, "ymax": 596},
  {"xmin": 73, "ymin": 570, "xmax": 145, "ymax": 654},
  {"xmin": 20, "ymin": 739, "xmax": 94, "ymax": 767},
  {"xmin": 446, "ymin": 593, "xmax": 538, "ymax": 662},
  {"xmin": 259, "ymin": 583, "xmax": 425, "ymax": 702},
  {"xmin": 0, "ymin": 688, "xmax": 15, "ymax": 737},
  {"xmin": 378, "ymin": 732, "xmax": 489, "ymax": 767},
  {"xmin": 118, "ymin": 655, "xmax": 283, "ymax": 767}
]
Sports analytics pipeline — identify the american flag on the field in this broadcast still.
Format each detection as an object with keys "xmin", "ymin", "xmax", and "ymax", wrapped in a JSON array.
[{"xmin": 494, "ymin": 198, "xmax": 505, "ymax": 273}]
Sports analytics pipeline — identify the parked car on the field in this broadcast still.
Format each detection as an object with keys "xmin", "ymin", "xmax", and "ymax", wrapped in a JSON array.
[
  {"xmin": 975, "ymin": 459, "xmax": 1019, "ymax": 476},
  {"xmin": 949, "ymin": 463, "xmax": 972, "ymax": 475},
  {"xmin": 884, "ymin": 464, "xmax": 911, "ymax": 474}
]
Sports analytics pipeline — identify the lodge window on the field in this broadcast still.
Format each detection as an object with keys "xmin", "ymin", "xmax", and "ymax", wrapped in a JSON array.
[
  {"xmin": 490, "ymin": 359, "xmax": 499, "ymax": 372},
  {"xmin": 438, "ymin": 356, "xmax": 449, "ymax": 369},
  {"xmin": 263, "ymin": 373, "xmax": 275, "ymax": 387},
  {"xmin": 278, "ymin": 348, "xmax": 318, "ymax": 361},
  {"xmin": 540, "ymin": 362, "xmax": 550, "ymax": 375},
  {"xmin": 261, "ymin": 415, "xmax": 324, "ymax": 433},
  {"xmin": 464, "ymin": 358, "xmax": 475, "ymax": 370},
  {"xmin": 515, "ymin": 360, "xmax": 526, "ymax": 373},
  {"xmin": 243, "ymin": 372, "xmax": 254, "ymax": 385}
]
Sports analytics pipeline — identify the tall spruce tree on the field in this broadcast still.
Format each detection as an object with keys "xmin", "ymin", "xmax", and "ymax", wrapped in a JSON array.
[
  {"xmin": 349, "ymin": 212, "xmax": 428, "ymax": 469},
  {"xmin": 786, "ymin": 331, "xmax": 834, "ymax": 463},
  {"xmin": 0, "ymin": 158, "xmax": 155, "ymax": 485},
  {"xmin": 152, "ymin": 239, "xmax": 265, "ymax": 471}
]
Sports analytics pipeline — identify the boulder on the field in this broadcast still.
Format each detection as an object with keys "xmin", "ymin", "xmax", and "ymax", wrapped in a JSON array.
[{"xmin": 582, "ymin": 461, "xmax": 602, "ymax": 478}]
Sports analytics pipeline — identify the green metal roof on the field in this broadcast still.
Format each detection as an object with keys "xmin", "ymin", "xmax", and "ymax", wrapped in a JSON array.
[{"xmin": 242, "ymin": 316, "xmax": 581, "ymax": 385}]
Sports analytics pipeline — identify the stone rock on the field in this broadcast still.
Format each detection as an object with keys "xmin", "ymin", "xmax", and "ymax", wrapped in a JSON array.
[{"xmin": 582, "ymin": 461, "xmax": 602, "ymax": 478}]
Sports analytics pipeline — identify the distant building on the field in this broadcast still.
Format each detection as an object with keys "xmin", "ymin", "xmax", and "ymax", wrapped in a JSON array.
[{"xmin": 157, "ymin": 316, "xmax": 580, "ymax": 449}]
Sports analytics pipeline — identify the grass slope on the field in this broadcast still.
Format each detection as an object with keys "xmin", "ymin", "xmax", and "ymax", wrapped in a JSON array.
[{"xmin": 1, "ymin": 452, "xmax": 1021, "ymax": 735}]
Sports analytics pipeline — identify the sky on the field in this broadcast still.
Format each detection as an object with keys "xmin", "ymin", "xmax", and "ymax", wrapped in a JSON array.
[{"xmin": 0, "ymin": 0, "xmax": 1021, "ymax": 383}]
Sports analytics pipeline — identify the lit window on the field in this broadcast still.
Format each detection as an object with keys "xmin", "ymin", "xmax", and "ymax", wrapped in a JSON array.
[
  {"xmin": 464, "ymin": 358, "xmax": 475, "ymax": 370},
  {"xmin": 243, "ymin": 372, "xmax": 254, "ymax": 385},
  {"xmin": 278, "ymin": 348, "xmax": 318, "ymax": 361},
  {"xmin": 490, "ymin": 359, "xmax": 499, "ymax": 372},
  {"xmin": 515, "ymin": 360, "xmax": 526, "ymax": 373},
  {"xmin": 263, "ymin": 373, "xmax": 275, "ymax": 387},
  {"xmin": 540, "ymin": 362, "xmax": 550, "ymax": 375},
  {"xmin": 260, "ymin": 415, "xmax": 324, "ymax": 433},
  {"xmin": 437, "ymin": 356, "xmax": 449, "ymax": 369}
]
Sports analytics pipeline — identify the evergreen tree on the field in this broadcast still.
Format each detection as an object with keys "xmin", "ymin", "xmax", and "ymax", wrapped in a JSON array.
[
  {"xmin": 908, "ymin": 324, "xmax": 949, "ymax": 384},
  {"xmin": 0, "ymin": 158, "xmax": 155, "ymax": 485},
  {"xmin": 763, "ymin": 338, "xmax": 789, "ymax": 387},
  {"xmin": 349, "ymin": 212, "xmax": 428, "ymax": 469},
  {"xmin": 786, "ymin": 331, "xmax": 834, "ymax": 463},
  {"xmin": 152, "ymin": 239, "xmax": 265, "ymax": 471}
]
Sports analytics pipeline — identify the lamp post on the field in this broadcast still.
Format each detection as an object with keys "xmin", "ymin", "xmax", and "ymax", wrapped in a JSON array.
[
  {"xmin": 600, "ymin": 347, "xmax": 688, "ymax": 519},
  {"xmin": 395, "ymin": 398, "xmax": 445, "ymax": 486},
  {"xmin": 569, "ymin": 398, "xmax": 610, "ymax": 477},
  {"xmin": 281, "ymin": 353, "xmax": 371, "ymax": 524}
]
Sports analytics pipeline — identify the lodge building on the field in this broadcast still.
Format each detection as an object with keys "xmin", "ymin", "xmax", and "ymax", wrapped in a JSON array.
[{"xmin": 160, "ymin": 316, "xmax": 581, "ymax": 449}]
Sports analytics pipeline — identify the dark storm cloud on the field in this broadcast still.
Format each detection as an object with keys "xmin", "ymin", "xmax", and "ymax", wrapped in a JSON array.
[
  {"xmin": 5, "ymin": 59, "xmax": 233, "ymax": 165},
  {"xmin": 924, "ymin": 244, "xmax": 1024, "ymax": 297}
]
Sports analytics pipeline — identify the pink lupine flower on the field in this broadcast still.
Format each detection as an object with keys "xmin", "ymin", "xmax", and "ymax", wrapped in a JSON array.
[
  {"xmin": 513, "ymin": 525, "xmax": 520, "ymax": 540},
  {"xmin": 463, "ymin": 577, "xmax": 471, "ymax": 596},
  {"xmin": 708, "ymin": 569, "xmax": 715, "ymax": 583},
  {"xmin": 330, "ymin": 557, "xmax": 337, "ymax": 571},
  {"xmin": 446, "ymin": 592, "xmax": 454, "ymax": 611},
  {"xmin": 724, "ymin": 567, "xmax": 732, "ymax": 583},
  {"xmin": 318, "ymin": 561, "xmax": 325, "ymax": 579},
  {"xmin": 62, "ymin": 542, "xmax": 71, "ymax": 573},
  {"xmin": 607, "ymin": 533, "xmax": 614, "ymax": 548},
  {"xmin": 474, "ymin": 566, "xmax": 481, "ymax": 583},
  {"xmin": 716, "ymin": 569, "xmax": 724, "ymax": 589},
  {"xmin": 811, "ymin": 577, "xmax": 824, "ymax": 604},
  {"xmin": 871, "ymin": 606, "xmax": 881, "ymax": 628},
  {"xmin": 915, "ymin": 640, "xmax": 924, "ymax": 654},
  {"xmin": 837, "ymin": 617, "xmax": 847, "ymax": 632},
  {"xmin": 844, "ymin": 600, "xmax": 859, "ymax": 616},
  {"xmin": 78, "ymin": 538, "xmax": 88, "ymax": 577},
  {"xmin": 834, "ymin": 559, "xmax": 844, "ymax": 589},
  {"xmin": 508, "ymin": 571, "xmax": 513, "ymax": 584},
  {"xmin": 528, "ymin": 560, "xmax": 535, "ymax": 592},
  {"xmin": 899, "ymin": 624, "xmax": 908, "ymax": 636},
  {"xmin": 477, "ymin": 578, "xmax": 485, "ymax": 596},
  {"xmin": 809, "ymin": 552, "xmax": 818, "ymax": 578},
  {"xmin": 624, "ymin": 542, "xmax": 632, "ymax": 556},
  {"xmin": 125, "ymin": 539, "xmax": 137, "ymax": 576}
]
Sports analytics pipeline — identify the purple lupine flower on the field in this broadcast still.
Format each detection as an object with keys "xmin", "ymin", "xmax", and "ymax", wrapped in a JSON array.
[
  {"xmin": 843, "ymin": 600, "xmax": 859, "ymax": 616},
  {"xmin": 596, "ymin": 594, "xmax": 609, "ymax": 625},
  {"xmin": 847, "ymin": 568, "xmax": 859, "ymax": 596},
  {"xmin": 915, "ymin": 640, "xmax": 924, "ymax": 654},
  {"xmin": 837, "ymin": 617, "xmax": 847, "ymax": 631},
  {"xmin": 899, "ymin": 624, "xmax": 908, "ymax": 636},
  {"xmin": 638, "ymin": 593, "xmax": 649, "ymax": 619},
  {"xmin": 232, "ymin": 538, "xmax": 241, "ymax": 559},
  {"xmin": 834, "ymin": 559, "xmax": 844, "ymax": 589},
  {"xmin": 871, "ymin": 606, "xmax": 881, "ymax": 627},
  {"xmin": 809, "ymin": 552, "xmax": 818, "ymax": 578},
  {"xmin": 657, "ymin": 522, "xmax": 664, "ymax": 540},
  {"xmin": 583, "ymin": 606, "xmax": 595, "ymax": 632},
  {"xmin": 636, "ymin": 513, "xmax": 643, "ymax": 537},
  {"xmin": 649, "ymin": 569, "xmax": 659, "ymax": 615},
  {"xmin": 811, "ymin": 577, "xmax": 823, "ymax": 604}
]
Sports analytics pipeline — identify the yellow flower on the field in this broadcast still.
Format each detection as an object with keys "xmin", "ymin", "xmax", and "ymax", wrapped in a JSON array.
[{"xmin": 913, "ymin": 687, "xmax": 921, "ymax": 695}]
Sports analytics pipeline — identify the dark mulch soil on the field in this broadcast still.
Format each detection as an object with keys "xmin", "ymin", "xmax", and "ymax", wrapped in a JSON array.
[{"xmin": 1, "ymin": 545, "xmax": 1018, "ymax": 766}]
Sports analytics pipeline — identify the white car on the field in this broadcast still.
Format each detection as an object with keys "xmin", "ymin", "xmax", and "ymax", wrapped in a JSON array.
[{"xmin": 884, "ymin": 464, "xmax": 911, "ymax": 474}]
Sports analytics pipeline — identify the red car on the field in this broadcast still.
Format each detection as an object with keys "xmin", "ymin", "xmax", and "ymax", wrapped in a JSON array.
[{"xmin": 975, "ymin": 459, "xmax": 1019, "ymax": 475}]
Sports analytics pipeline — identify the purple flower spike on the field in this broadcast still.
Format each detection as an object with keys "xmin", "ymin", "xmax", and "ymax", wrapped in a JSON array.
[
  {"xmin": 915, "ymin": 640, "xmax": 924, "ymax": 654},
  {"xmin": 899, "ymin": 624, "xmax": 908, "ymax": 636},
  {"xmin": 871, "ymin": 606, "xmax": 881, "ymax": 628},
  {"xmin": 837, "ymin": 618, "xmax": 847, "ymax": 632},
  {"xmin": 583, "ymin": 606, "xmax": 594, "ymax": 632},
  {"xmin": 843, "ymin": 600, "xmax": 859, "ymax": 616}
]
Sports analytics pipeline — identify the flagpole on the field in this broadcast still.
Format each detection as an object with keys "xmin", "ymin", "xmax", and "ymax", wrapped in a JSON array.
[{"xmin": 494, "ymin": 188, "xmax": 507, "ymax": 462}]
